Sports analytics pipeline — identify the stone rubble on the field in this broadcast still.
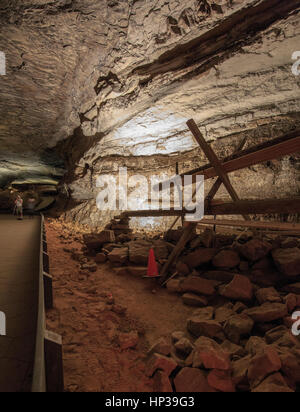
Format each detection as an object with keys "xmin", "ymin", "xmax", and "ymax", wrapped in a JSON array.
[{"xmin": 79, "ymin": 220, "xmax": 300, "ymax": 392}]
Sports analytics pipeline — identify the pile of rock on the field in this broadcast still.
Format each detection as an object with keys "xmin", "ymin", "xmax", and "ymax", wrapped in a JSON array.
[
  {"xmin": 82, "ymin": 223, "xmax": 175, "ymax": 276},
  {"xmin": 153, "ymin": 231, "xmax": 300, "ymax": 392},
  {"xmin": 145, "ymin": 302, "xmax": 300, "ymax": 392}
]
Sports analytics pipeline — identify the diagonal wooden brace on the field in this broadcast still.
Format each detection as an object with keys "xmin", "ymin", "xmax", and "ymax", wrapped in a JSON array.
[{"xmin": 187, "ymin": 119, "xmax": 250, "ymax": 221}]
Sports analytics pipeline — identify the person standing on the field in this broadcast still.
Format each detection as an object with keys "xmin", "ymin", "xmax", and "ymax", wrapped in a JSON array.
[
  {"xmin": 15, "ymin": 195, "xmax": 23, "ymax": 220},
  {"xmin": 27, "ymin": 196, "xmax": 36, "ymax": 219}
]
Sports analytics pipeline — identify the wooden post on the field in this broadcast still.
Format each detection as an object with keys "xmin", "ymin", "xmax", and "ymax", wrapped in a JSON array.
[
  {"xmin": 160, "ymin": 222, "xmax": 197, "ymax": 283},
  {"xmin": 43, "ymin": 272, "xmax": 53, "ymax": 310},
  {"xmin": 44, "ymin": 330, "xmax": 64, "ymax": 393},
  {"xmin": 187, "ymin": 119, "xmax": 250, "ymax": 221},
  {"xmin": 43, "ymin": 252, "xmax": 50, "ymax": 273}
]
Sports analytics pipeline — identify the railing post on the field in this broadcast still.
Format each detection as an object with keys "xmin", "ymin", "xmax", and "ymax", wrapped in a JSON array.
[{"xmin": 44, "ymin": 330, "xmax": 64, "ymax": 393}]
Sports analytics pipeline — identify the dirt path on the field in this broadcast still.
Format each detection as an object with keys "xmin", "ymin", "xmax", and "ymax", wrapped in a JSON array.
[
  {"xmin": 45, "ymin": 219, "xmax": 194, "ymax": 392},
  {"xmin": 0, "ymin": 215, "xmax": 39, "ymax": 392}
]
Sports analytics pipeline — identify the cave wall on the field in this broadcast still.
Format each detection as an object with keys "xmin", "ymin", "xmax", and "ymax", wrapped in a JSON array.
[{"xmin": 0, "ymin": 0, "xmax": 299, "ymax": 228}]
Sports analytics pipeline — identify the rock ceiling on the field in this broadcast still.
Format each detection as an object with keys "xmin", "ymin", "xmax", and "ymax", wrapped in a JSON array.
[{"xmin": 0, "ymin": 0, "xmax": 299, "ymax": 192}]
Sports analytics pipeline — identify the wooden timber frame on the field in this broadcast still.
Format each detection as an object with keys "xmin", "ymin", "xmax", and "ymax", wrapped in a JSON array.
[{"xmin": 118, "ymin": 121, "xmax": 300, "ymax": 283}]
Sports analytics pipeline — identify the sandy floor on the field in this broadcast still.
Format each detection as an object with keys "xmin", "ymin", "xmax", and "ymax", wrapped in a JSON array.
[{"xmin": 45, "ymin": 219, "xmax": 194, "ymax": 392}]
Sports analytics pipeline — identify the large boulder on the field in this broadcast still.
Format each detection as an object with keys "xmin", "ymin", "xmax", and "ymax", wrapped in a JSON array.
[
  {"xmin": 245, "ymin": 336, "xmax": 268, "ymax": 356},
  {"xmin": 188, "ymin": 319, "xmax": 224, "ymax": 340},
  {"xmin": 248, "ymin": 346, "xmax": 281, "ymax": 388},
  {"xmin": 219, "ymin": 274, "xmax": 253, "ymax": 301},
  {"xmin": 128, "ymin": 240, "xmax": 152, "ymax": 265},
  {"xmin": 252, "ymin": 373, "xmax": 294, "ymax": 392},
  {"xmin": 272, "ymin": 248, "xmax": 300, "ymax": 277},
  {"xmin": 174, "ymin": 368, "xmax": 216, "ymax": 392},
  {"xmin": 207, "ymin": 369, "xmax": 236, "ymax": 392},
  {"xmin": 278, "ymin": 347, "xmax": 300, "ymax": 385},
  {"xmin": 148, "ymin": 338, "xmax": 171, "ymax": 357},
  {"xmin": 187, "ymin": 307, "xmax": 224, "ymax": 339},
  {"xmin": 183, "ymin": 248, "xmax": 218, "ymax": 269},
  {"xmin": 94, "ymin": 253, "xmax": 107, "ymax": 264},
  {"xmin": 212, "ymin": 250, "xmax": 240, "ymax": 269},
  {"xmin": 221, "ymin": 340, "xmax": 246, "ymax": 358},
  {"xmin": 181, "ymin": 276, "xmax": 216, "ymax": 296},
  {"xmin": 283, "ymin": 282, "xmax": 300, "ymax": 294},
  {"xmin": 182, "ymin": 293, "xmax": 208, "ymax": 307},
  {"xmin": 152, "ymin": 239, "xmax": 171, "ymax": 260},
  {"xmin": 238, "ymin": 239, "xmax": 272, "ymax": 262},
  {"xmin": 255, "ymin": 287, "xmax": 282, "ymax": 304},
  {"xmin": 152, "ymin": 371, "xmax": 173, "ymax": 392},
  {"xmin": 245, "ymin": 302, "xmax": 288, "ymax": 323},
  {"xmin": 202, "ymin": 270, "xmax": 235, "ymax": 282},
  {"xmin": 215, "ymin": 305, "xmax": 236, "ymax": 324},
  {"xmin": 108, "ymin": 247, "xmax": 128, "ymax": 265},
  {"xmin": 84, "ymin": 230, "xmax": 115, "ymax": 250},
  {"xmin": 174, "ymin": 338, "xmax": 194, "ymax": 357},
  {"xmin": 249, "ymin": 268, "xmax": 282, "ymax": 287},
  {"xmin": 193, "ymin": 336, "xmax": 230, "ymax": 370},
  {"xmin": 146, "ymin": 354, "xmax": 178, "ymax": 378},
  {"xmin": 224, "ymin": 314, "xmax": 254, "ymax": 344},
  {"xmin": 232, "ymin": 355, "xmax": 251, "ymax": 391}
]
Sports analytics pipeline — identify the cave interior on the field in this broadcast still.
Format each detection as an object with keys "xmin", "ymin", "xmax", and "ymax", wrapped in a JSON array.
[{"xmin": 0, "ymin": 0, "xmax": 300, "ymax": 394}]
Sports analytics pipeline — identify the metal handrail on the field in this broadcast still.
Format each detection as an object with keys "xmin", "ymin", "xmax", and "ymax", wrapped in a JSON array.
[{"xmin": 31, "ymin": 213, "xmax": 46, "ymax": 392}]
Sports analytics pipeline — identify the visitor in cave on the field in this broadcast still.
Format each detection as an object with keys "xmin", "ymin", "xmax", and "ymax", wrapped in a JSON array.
[
  {"xmin": 27, "ymin": 196, "xmax": 36, "ymax": 219},
  {"xmin": 15, "ymin": 195, "xmax": 23, "ymax": 220}
]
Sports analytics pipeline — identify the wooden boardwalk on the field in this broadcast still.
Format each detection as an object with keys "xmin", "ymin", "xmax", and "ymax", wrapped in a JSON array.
[{"xmin": 0, "ymin": 215, "xmax": 40, "ymax": 392}]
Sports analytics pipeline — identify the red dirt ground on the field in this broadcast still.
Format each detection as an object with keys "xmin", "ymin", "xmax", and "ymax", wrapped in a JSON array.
[{"xmin": 45, "ymin": 219, "xmax": 194, "ymax": 392}]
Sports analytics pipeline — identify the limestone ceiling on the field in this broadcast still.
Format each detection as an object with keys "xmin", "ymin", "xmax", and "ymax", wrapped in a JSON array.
[{"xmin": 0, "ymin": 0, "xmax": 299, "ymax": 186}]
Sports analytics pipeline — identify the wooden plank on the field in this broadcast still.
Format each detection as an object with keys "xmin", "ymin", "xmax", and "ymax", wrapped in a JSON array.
[
  {"xmin": 200, "ymin": 136, "xmax": 300, "ymax": 182},
  {"xmin": 207, "ymin": 198, "xmax": 300, "ymax": 216},
  {"xmin": 154, "ymin": 133, "xmax": 300, "ymax": 190},
  {"xmin": 120, "ymin": 197, "xmax": 300, "ymax": 218},
  {"xmin": 197, "ymin": 218, "xmax": 300, "ymax": 232}
]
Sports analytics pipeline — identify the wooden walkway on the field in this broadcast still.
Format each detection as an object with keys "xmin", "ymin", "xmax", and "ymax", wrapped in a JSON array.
[{"xmin": 0, "ymin": 215, "xmax": 40, "ymax": 392}]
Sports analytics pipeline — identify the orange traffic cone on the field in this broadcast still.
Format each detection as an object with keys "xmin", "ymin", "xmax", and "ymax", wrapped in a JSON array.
[{"xmin": 144, "ymin": 248, "xmax": 160, "ymax": 278}]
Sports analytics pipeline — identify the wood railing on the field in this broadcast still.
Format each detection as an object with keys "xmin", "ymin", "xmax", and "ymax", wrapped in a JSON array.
[{"xmin": 31, "ymin": 214, "xmax": 64, "ymax": 392}]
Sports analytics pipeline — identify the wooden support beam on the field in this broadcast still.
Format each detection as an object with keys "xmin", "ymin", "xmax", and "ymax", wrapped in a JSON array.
[
  {"xmin": 197, "ymin": 218, "xmax": 300, "ymax": 233},
  {"xmin": 44, "ymin": 330, "xmax": 64, "ymax": 393},
  {"xmin": 187, "ymin": 119, "xmax": 242, "ymax": 202},
  {"xmin": 188, "ymin": 119, "xmax": 251, "ymax": 221},
  {"xmin": 154, "ymin": 132, "xmax": 300, "ymax": 190},
  {"xmin": 120, "ymin": 197, "xmax": 300, "ymax": 218},
  {"xmin": 207, "ymin": 198, "xmax": 300, "ymax": 216},
  {"xmin": 160, "ymin": 222, "xmax": 197, "ymax": 282}
]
